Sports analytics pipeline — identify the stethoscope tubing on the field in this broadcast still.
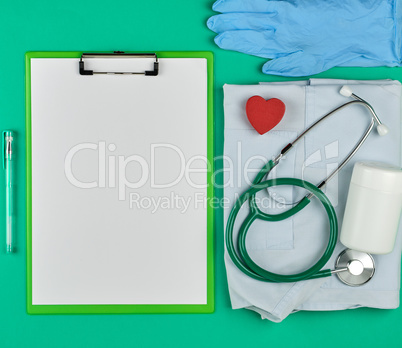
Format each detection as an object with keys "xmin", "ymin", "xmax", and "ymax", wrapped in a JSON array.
[{"xmin": 226, "ymin": 175, "xmax": 337, "ymax": 282}]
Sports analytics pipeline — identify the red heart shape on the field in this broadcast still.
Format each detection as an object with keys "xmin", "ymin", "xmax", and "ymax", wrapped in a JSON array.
[{"xmin": 246, "ymin": 96, "xmax": 286, "ymax": 135}]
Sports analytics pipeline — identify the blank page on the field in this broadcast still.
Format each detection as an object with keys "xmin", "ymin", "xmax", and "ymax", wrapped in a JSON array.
[{"xmin": 30, "ymin": 57, "xmax": 208, "ymax": 305}]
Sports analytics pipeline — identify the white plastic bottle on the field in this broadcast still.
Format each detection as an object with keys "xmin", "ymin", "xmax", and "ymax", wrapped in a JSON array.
[{"xmin": 340, "ymin": 161, "xmax": 402, "ymax": 254}]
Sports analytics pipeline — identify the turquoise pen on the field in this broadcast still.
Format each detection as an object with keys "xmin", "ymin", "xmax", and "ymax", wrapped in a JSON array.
[{"xmin": 3, "ymin": 131, "xmax": 14, "ymax": 253}]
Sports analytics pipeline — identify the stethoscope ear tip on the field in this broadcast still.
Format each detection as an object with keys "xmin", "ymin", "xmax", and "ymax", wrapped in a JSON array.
[
  {"xmin": 377, "ymin": 124, "xmax": 389, "ymax": 136},
  {"xmin": 340, "ymin": 85, "xmax": 353, "ymax": 97}
]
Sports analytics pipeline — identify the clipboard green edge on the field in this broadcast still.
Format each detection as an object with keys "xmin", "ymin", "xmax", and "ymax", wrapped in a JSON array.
[{"xmin": 25, "ymin": 51, "xmax": 215, "ymax": 314}]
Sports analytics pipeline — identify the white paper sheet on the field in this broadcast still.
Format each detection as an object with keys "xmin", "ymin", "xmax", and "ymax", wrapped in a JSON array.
[{"xmin": 30, "ymin": 57, "xmax": 208, "ymax": 305}]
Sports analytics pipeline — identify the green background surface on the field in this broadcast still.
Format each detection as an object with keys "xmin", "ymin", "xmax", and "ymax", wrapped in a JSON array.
[{"xmin": 1, "ymin": 0, "xmax": 402, "ymax": 347}]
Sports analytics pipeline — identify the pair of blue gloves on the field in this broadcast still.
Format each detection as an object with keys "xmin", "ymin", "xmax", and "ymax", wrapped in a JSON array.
[{"xmin": 207, "ymin": 0, "xmax": 402, "ymax": 76}]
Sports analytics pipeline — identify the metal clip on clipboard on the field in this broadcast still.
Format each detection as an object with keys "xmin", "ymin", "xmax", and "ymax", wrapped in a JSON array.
[{"xmin": 79, "ymin": 51, "xmax": 159, "ymax": 76}]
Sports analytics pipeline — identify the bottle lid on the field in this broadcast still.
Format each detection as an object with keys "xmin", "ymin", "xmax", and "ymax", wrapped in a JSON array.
[{"xmin": 351, "ymin": 161, "xmax": 402, "ymax": 193}]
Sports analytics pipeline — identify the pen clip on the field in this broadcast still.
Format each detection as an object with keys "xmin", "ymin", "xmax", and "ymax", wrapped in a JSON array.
[
  {"xmin": 2, "ymin": 131, "xmax": 13, "ymax": 169},
  {"xmin": 2, "ymin": 131, "xmax": 6, "ymax": 170}
]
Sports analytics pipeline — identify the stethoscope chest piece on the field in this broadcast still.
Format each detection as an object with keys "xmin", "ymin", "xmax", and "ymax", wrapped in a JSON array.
[{"xmin": 335, "ymin": 249, "xmax": 375, "ymax": 286}]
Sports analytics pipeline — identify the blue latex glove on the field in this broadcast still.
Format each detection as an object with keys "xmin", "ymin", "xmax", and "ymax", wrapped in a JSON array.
[{"xmin": 207, "ymin": 0, "xmax": 402, "ymax": 76}]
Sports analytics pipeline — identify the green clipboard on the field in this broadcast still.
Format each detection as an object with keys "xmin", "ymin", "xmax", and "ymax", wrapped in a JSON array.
[{"xmin": 25, "ymin": 51, "xmax": 214, "ymax": 314}]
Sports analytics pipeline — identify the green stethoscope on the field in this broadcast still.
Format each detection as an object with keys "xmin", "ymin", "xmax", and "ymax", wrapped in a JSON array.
[{"xmin": 226, "ymin": 86, "xmax": 388, "ymax": 284}]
